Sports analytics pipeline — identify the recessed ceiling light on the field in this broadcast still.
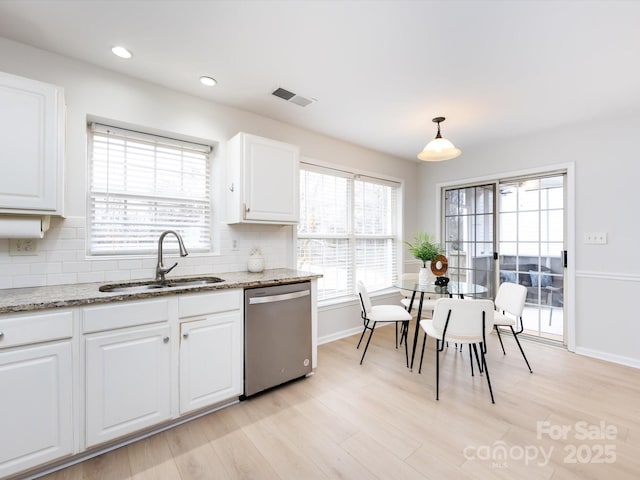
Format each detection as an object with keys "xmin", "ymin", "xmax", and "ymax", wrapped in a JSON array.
[
  {"xmin": 111, "ymin": 46, "xmax": 133, "ymax": 59},
  {"xmin": 200, "ymin": 76, "xmax": 217, "ymax": 87}
]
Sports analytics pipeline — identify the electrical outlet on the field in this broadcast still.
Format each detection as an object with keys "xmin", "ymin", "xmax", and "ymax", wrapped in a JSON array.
[
  {"xmin": 231, "ymin": 238, "xmax": 239, "ymax": 251},
  {"xmin": 583, "ymin": 232, "xmax": 608, "ymax": 245},
  {"xmin": 9, "ymin": 239, "xmax": 39, "ymax": 255}
]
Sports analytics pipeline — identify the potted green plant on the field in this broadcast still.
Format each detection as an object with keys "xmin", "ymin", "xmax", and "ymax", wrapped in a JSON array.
[{"xmin": 405, "ymin": 232, "xmax": 443, "ymax": 284}]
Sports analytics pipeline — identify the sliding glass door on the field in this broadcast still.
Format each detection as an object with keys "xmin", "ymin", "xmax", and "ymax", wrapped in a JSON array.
[
  {"xmin": 498, "ymin": 175, "xmax": 565, "ymax": 341},
  {"xmin": 442, "ymin": 173, "xmax": 566, "ymax": 344}
]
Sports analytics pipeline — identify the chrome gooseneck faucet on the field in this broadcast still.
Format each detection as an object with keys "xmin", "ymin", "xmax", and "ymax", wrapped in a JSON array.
[{"xmin": 155, "ymin": 230, "xmax": 189, "ymax": 282}]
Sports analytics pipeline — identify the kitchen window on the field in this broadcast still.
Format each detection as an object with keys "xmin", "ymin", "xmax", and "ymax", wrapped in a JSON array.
[
  {"xmin": 297, "ymin": 163, "xmax": 400, "ymax": 302},
  {"xmin": 87, "ymin": 123, "xmax": 212, "ymax": 255}
]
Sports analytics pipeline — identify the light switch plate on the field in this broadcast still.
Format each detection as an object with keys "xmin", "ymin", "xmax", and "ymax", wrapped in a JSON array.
[
  {"xmin": 9, "ymin": 239, "xmax": 39, "ymax": 255},
  {"xmin": 583, "ymin": 232, "xmax": 608, "ymax": 245}
]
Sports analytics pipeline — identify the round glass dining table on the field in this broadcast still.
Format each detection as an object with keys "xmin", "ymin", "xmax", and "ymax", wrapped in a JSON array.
[{"xmin": 394, "ymin": 279, "xmax": 488, "ymax": 370}]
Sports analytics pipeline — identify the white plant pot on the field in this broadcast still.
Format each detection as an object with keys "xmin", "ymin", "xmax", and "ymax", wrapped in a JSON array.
[{"xmin": 418, "ymin": 264, "xmax": 431, "ymax": 285}]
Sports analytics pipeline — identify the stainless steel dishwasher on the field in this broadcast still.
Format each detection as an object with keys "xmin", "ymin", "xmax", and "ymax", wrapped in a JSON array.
[{"xmin": 244, "ymin": 281, "xmax": 312, "ymax": 397}]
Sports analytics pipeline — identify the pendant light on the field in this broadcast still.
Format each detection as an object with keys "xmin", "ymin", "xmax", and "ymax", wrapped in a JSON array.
[{"xmin": 417, "ymin": 116, "xmax": 461, "ymax": 161}]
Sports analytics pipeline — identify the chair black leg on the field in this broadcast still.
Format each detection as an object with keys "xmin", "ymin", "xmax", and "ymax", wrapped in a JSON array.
[
  {"xmin": 495, "ymin": 326, "xmax": 506, "ymax": 355},
  {"xmin": 404, "ymin": 321, "xmax": 409, "ymax": 367},
  {"xmin": 403, "ymin": 321, "xmax": 409, "ymax": 344},
  {"xmin": 510, "ymin": 326, "xmax": 533, "ymax": 373},
  {"xmin": 472, "ymin": 343, "xmax": 483, "ymax": 373},
  {"xmin": 469, "ymin": 344, "xmax": 474, "ymax": 376},
  {"xmin": 359, "ymin": 322, "xmax": 377, "ymax": 365},
  {"xmin": 436, "ymin": 339, "xmax": 440, "ymax": 401},
  {"xmin": 395, "ymin": 322, "xmax": 398, "ymax": 349},
  {"xmin": 480, "ymin": 343, "xmax": 495, "ymax": 404},
  {"xmin": 419, "ymin": 332, "xmax": 427, "ymax": 374},
  {"xmin": 400, "ymin": 320, "xmax": 409, "ymax": 346},
  {"xmin": 356, "ymin": 323, "xmax": 368, "ymax": 349}
]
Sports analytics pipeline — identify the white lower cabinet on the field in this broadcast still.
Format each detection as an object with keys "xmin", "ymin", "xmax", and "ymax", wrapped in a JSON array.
[
  {"xmin": 179, "ymin": 312, "xmax": 243, "ymax": 414},
  {"xmin": 1, "ymin": 288, "xmax": 245, "ymax": 477},
  {"xmin": 0, "ymin": 341, "xmax": 73, "ymax": 478},
  {"xmin": 85, "ymin": 323, "xmax": 172, "ymax": 447},
  {"xmin": 83, "ymin": 290, "xmax": 243, "ymax": 448}
]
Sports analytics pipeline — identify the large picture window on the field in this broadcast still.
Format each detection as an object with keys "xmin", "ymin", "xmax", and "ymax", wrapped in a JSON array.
[
  {"xmin": 297, "ymin": 163, "xmax": 400, "ymax": 302},
  {"xmin": 88, "ymin": 123, "xmax": 212, "ymax": 255}
]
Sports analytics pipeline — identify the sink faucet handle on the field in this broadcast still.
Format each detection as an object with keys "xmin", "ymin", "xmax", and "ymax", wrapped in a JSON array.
[{"xmin": 164, "ymin": 262, "xmax": 178, "ymax": 275}]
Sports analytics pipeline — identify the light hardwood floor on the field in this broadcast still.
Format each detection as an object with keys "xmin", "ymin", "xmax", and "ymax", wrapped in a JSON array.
[{"xmin": 39, "ymin": 321, "xmax": 640, "ymax": 480}]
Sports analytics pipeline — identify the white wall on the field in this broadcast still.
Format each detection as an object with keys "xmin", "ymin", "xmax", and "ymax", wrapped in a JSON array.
[
  {"xmin": 417, "ymin": 112, "xmax": 640, "ymax": 367},
  {"xmin": 0, "ymin": 37, "xmax": 420, "ymax": 342}
]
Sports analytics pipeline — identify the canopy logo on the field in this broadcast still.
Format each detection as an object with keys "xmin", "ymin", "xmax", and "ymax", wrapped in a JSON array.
[{"xmin": 463, "ymin": 420, "xmax": 618, "ymax": 469}]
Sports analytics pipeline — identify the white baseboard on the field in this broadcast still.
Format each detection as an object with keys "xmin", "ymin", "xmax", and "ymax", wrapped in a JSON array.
[
  {"xmin": 574, "ymin": 347, "xmax": 640, "ymax": 369},
  {"xmin": 318, "ymin": 326, "xmax": 362, "ymax": 345}
]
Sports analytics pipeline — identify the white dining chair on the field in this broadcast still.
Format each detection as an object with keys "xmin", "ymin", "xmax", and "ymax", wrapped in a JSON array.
[
  {"xmin": 418, "ymin": 297, "xmax": 497, "ymax": 403},
  {"xmin": 493, "ymin": 282, "xmax": 532, "ymax": 372},
  {"xmin": 356, "ymin": 281, "xmax": 412, "ymax": 365}
]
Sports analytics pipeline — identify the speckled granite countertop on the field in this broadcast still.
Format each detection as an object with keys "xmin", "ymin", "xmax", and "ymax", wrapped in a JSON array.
[{"xmin": 0, "ymin": 268, "xmax": 321, "ymax": 314}]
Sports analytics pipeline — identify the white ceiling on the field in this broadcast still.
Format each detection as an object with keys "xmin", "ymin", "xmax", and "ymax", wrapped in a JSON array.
[{"xmin": 1, "ymin": 0, "xmax": 639, "ymax": 161}]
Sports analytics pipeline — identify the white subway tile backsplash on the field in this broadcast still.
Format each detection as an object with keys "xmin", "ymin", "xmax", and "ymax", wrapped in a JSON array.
[
  {"xmin": 130, "ymin": 269, "xmax": 155, "ymax": 280},
  {"xmin": 117, "ymin": 259, "xmax": 143, "ymax": 270},
  {"xmin": 1, "ymin": 216, "xmax": 294, "ymax": 289},
  {"xmin": 55, "ymin": 228, "xmax": 78, "ymax": 239},
  {"xmin": 91, "ymin": 260, "xmax": 119, "ymax": 271},
  {"xmin": 58, "ymin": 239, "xmax": 85, "ymax": 251},
  {"xmin": 47, "ymin": 250, "xmax": 77, "ymax": 262},
  {"xmin": 62, "ymin": 261, "xmax": 92, "ymax": 273},
  {"xmin": 3, "ymin": 264, "xmax": 31, "ymax": 275},
  {"xmin": 47, "ymin": 273, "xmax": 78, "ymax": 285},
  {"xmin": 77, "ymin": 271, "xmax": 105, "ymax": 284},
  {"xmin": 9, "ymin": 255, "xmax": 44, "ymax": 264},
  {"xmin": 104, "ymin": 270, "xmax": 131, "ymax": 282},
  {"xmin": 13, "ymin": 275, "xmax": 46, "ymax": 288},
  {"xmin": 30, "ymin": 262, "xmax": 62, "ymax": 275}
]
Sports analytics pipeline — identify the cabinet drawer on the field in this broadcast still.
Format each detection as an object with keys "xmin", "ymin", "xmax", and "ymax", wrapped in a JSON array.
[
  {"xmin": 179, "ymin": 290, "xmax": 241, "ymax": 318},
  {"xmin": 0, "ymin": 310, "xmax": 73, "ymax": 349},
  {"xmin": 83, "ymin": 298, "xmax": 169, "ymax": 333}
]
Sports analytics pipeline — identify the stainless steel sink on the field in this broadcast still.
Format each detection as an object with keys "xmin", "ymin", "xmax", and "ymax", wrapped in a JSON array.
[
  {"xmin": 167, "ymin": 277, "xmax": 225, "ymax": 287},
  {"xmin": 99, "ymin": 276, "xmax": 224, "ymax": 293}
]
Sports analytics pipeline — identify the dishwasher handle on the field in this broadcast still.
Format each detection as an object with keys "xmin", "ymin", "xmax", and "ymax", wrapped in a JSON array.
[{"xmin": 248, "ymin": 289, "xmax": 310, "ymax": 305}]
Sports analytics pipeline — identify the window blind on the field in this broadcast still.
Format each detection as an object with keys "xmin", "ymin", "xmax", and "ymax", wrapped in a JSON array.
[
  {"xmin": 298, "ymin": 164, "xmax": 400, "ymax": 301},
  {"xmin": 88, "ymin": 123, "xmax": 212, "ymax": 255}
]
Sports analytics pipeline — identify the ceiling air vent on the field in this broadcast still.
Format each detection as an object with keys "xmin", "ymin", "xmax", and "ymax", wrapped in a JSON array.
[{"xmin": 272, "ymin": 87, "xmax": 316, "ymax": 107}]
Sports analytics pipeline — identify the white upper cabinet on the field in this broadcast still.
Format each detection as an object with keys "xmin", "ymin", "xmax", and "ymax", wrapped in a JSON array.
[
  {"xmin": 226, "ymin": 132, "xmax": 299, "ymax": 224},
  {"xmin": 0, "ymin": 71, "xmax": 65, "ymax": 215}
]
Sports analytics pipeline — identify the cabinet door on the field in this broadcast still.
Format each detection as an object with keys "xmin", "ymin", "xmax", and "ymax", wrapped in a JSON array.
[
  {"xmin": 243, "ymin": 134, "xmax": 299, "ymax": 223},
  {"xmin": 0, "ymin": 71, "xmax": 64, "ymax": 214},
  {"xmin": 179, "ymin": 311, "xmax": 242, "ymax": 414},
  {"xmin": 0, "ymin": 342, "xmax": 73, "ymax": 478},
  {"xmin": 85, "ymin": 324, "xmax": 171, "ymax": 447}
]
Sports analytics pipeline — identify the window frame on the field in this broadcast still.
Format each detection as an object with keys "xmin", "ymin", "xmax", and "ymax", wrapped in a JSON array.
[
  {"xmin": 297, "ymin": 159, "xmax": 403, "ymax": 303},
  {"xmin": 86, "ymin": 122, "xmax": 213, "ymax": 257}
]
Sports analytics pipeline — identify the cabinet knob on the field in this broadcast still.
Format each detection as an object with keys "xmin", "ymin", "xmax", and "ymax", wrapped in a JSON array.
[
  {"xmin": 182, "ymin": 332, "xmax": 189, "ymax": 339},
  {"xmin": 0, "ymin": 332, "xmax": 4, "ymax": 339},
  {"xmin": 163, "ymin": 336, "xmax": 170, "ymax": 343}
]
